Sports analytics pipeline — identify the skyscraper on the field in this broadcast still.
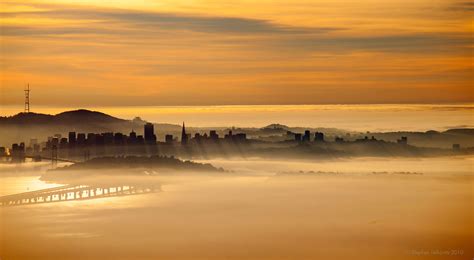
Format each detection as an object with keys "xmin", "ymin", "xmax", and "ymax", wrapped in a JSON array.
[
  {"xmin": 209, "ymin": 130, "xmax": 219, "ymax": 141},
  {"xmin": 68, "ymin": 132, "xmax": 76, "ymax": 146},
  {"xmin": 144, "ymin": 123, "xmax": 156, "ymax": 144},
  {"xmin": 165, "ymin": 134, "xmax": 174, "ymax": 144},
  {"xmin": 302, "ymin": 130, "xmax": 311, "ymax": 142},
  {"xmin": 314, "ymin": 132, "xmax": 325, "ymax": 142},
  {"xmin": 181, "ymin": 122, "xmax": 188, "ymax": 145},
  {"xmin": 128, "ymin": 130, "xmax": 137, "ymax": 144}
]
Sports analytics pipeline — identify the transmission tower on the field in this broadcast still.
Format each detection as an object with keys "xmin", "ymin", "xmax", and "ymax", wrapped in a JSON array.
[{"xmin": 24, "ymin": 84, "xmax": 30, "ymax": 113}]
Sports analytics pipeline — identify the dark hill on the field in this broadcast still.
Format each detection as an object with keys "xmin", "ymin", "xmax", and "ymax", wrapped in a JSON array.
[
  {"xmin": 0, "ymin": 112, "xmax": 53, "ymax": 124},
  {"xmin": 0, "ymin": 109, "xmax": 180, "ymax": 145},
  {"xmin": 443, "ymin": 128, "xmax": 474, "ymax": 135},
  {"xmin": 0, "ymin": 109, "xmax": 124, "ymax": 125},
  {"xmin": 49, "ymin": 156, "xmax": 224, "ymax": 173},
  {"xmin": 54, "ymin": 109, "xmax": 124, "ymax": 124},
  {"xmin": 262, "ymin": 124, "xmax": 289, "ymax": 130}
]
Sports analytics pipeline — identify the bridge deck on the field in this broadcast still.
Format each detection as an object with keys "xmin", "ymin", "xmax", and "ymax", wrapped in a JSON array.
[
  {"xmin": 25, "ymin": 155, "xmax": 78, "ymax": 163},
  {"xmin": 0, "ymin": 183, "xmax": 159, "ymax": 207}
]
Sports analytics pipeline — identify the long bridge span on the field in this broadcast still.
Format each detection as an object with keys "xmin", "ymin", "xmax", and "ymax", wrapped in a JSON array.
[
  {"xmin": 25, "ymin": 155, "xmax": 78, "ymax": 163},
  {"xmin": 0, "ymin": 183, "xmax": 159, "ymax": 207},
  {"xmin": 1, "ymin": 155, "xmax": 79, "ymax": 163}
]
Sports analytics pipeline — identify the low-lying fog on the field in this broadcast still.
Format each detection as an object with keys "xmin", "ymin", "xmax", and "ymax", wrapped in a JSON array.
[{"xmin": 1, "ymin": 156, "xmax": 472, "ymax": 259}]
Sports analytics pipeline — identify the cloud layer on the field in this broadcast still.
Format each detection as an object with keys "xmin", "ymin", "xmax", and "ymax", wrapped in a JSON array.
[{"xmin": 0, "ymin": 1, "xmax": 472, "ymax": 106}]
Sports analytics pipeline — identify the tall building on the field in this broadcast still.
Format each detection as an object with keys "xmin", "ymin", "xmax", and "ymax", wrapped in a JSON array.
[
  {"xmin": 209, "ymin": 130, "xmax": 219, "ymax": 141},
  {"xmin": 59, "ymin": 138, "xmax": 68, "ymax": 148},
  {"xmin": 129, "ymin": 130, "xmax": 137, "ymax": 144},
  {"xmin": 294, "ymin": 133, "xmax": 302, "ymax": 142},
  {"xmin": 114, "ymin": 133, "xmax": 125, "ymax": 145},
  {"xmin": 68, "ymin": 132, "xmax": 76, "ymax": 146},
  {"xmin": 103, "ymin": 132, "xmax": 114, "ymax": 145},
  {"xmin": 224, "ymin": 130, "xmax": 233, "ymax": 140},
  {"xmin": 86, "ymin": 133, "xmax": 95, "ymax": 145},
  {"xmin": 302, "ymin": 130, "xmax": 311, "ymax": 142},
  {"xmin": 314, "ymin": 132, "xmax": 324, "ymax": 142},
  {"xmin": 144, "ymin": 123, "xmax": 156, "ymax": 144},
  {"xmin": 181, "ymin": 122, "xmax": 188, "ymax": 145},
  {"xmin": 129, "ymin": 130, "xmax": 137, "ymax": 139},
  {"xmin": 165, "ymin": 134, "xmax": 174, "ymax": 144},
  {"xmin": 77, "ymin": 133, "xmax": 86, "ymax": 145}
]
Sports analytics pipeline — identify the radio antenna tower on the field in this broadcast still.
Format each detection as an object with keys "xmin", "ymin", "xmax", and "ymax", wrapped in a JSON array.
[{"xmin": 24, "ymin": 84, "xmax": 30, "ymax": 113}]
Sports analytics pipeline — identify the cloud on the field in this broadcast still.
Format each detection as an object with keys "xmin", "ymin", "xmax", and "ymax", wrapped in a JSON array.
[
  {"xmin": 1, "ymin": 3, "xmax": 471, "ymax": 55},
  {"xmin": 0, "ymin": 25, "xmax": 119, "ymax": 36},
  {"xmin": 447, "ymin": 1, "xmax": 474, "ymax": 12},
  {"xmin": 0, "ymin": 5, "xmax": 337, "ymax": 35},
  {"xmin": 273, "ymin": 33, "xmax": 473, "ymax": 54}
]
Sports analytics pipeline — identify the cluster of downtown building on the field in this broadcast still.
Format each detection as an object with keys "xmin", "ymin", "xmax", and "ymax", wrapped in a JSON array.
[
  {"xmin": 51, "ymin": 123, "xmax": 248, "ymax": 147},
  {"xmin": 290, "ymin": 130, "xmax": 408, "ymax": 145},
  {"xmin": 3, "ymin": 123, "xmax": 249, "ymax": 160},
  {"xmin": 3, "ymin": 121, "xmax": 415, "ymax": 160}
]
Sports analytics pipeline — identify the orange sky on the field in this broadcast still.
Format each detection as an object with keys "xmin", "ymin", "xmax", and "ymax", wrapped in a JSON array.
[{"xmin": 0, "ymin": 0, "xmax": 472, "ymax": 106}]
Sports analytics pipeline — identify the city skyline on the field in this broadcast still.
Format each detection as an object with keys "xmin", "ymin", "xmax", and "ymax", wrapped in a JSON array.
[{"xmin": 1, "ymin": 0, "xmax": 473, "ymax": 106}]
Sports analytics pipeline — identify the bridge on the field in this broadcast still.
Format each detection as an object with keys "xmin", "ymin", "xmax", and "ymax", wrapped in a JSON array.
[
  {"xmin": 24, "ymin": 155, "xmax": 78, "ymax": 163},
  {"xmin": 1, "ymin": 154, "xmax": 79, "ymax": 164},
  {"xmin": 0, "ymin": 183, "xmax": 159, "ymax": 207}
]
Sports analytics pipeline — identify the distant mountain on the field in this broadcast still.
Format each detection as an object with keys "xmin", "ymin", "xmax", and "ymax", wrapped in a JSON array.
[
  {"xmin": 262, "ymin": 124, "xmax": 290, "ymax": 130},
  {"xmin": 0, "ymin": 109, "xmax": 125, "ymax": 125},
  {"xmin": 0, "ymin": 109, "xmax": 180, "ymax": 146},
  {"xmin": 443, "ymin": 128, "xmax": 474, "ymax": 135}
]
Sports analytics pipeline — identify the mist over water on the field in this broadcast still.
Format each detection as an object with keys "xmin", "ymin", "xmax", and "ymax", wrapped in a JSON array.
[
  {"xmin": 1, "ymin": 101, "xmax": 473, "ymax": 259},
  {"xmin": 1, "ymin": 104, "xmax": 473, "ymax": 259},
  {"xmin": 1, "ymin": 156, "xmax": 472, "ymax": 259}
]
